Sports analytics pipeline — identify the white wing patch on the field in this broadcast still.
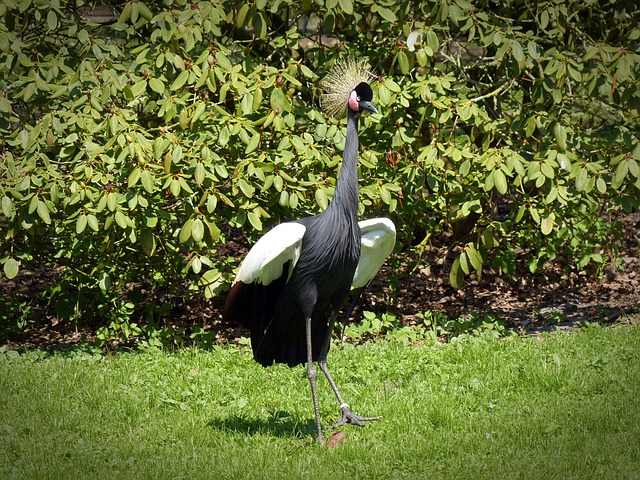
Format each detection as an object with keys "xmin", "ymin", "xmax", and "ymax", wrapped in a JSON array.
[
  {"xmin": 352, "ymin": 218, "xmax": 396, "ymax": 288},
  {"xmin": 234, "ymin": 222, "xmax": 306, "ymax": 286}
]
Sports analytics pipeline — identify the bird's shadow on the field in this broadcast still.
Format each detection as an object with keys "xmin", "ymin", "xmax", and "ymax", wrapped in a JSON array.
[{"xmin": 207, "ymin": 411, "xmax": 316, "ymax": 439}]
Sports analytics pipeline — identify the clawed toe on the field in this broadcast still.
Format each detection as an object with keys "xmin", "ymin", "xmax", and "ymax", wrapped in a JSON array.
[{"xmin": 331, "ymin": 406, "xmax": 381, "ymax": 429}]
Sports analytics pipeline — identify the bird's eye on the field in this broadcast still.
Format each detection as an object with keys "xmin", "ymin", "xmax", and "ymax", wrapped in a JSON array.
[{"xmin": 356, "ymin": 96, "xmax": 361, "ymax": 101}]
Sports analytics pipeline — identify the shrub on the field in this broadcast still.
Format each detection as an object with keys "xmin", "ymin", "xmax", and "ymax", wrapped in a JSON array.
[{"xmin": 0, "ymin": 0, "xmax": 638, "ymax": 339}]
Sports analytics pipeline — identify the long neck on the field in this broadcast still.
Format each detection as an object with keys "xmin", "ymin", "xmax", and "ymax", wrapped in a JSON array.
[{"xmin": 329, "ymin": 109, "xmax": 360, "ymax": 219}]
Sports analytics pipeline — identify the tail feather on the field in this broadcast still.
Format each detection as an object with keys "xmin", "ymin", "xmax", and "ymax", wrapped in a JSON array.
[{"xmin": 254, "ymin": 314, "xmax": 328, "ymax": 367}]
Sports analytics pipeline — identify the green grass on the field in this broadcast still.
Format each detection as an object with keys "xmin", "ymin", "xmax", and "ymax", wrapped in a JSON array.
[{"xmin": 1, "ymin": 325, "xmax": 639, "ymax": 479}]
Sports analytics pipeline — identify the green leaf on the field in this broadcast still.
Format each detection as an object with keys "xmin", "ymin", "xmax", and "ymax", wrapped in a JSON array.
[
  {"xmin": 378, "ymin": 6, "xmax": 397, "ymax": 22},
  {"xmin": 3, "ymin": 257, "xmax": 19, "ymax": 279},
  {"xmin": 254, "ymin": 12, "xmax": 267, "ymax": 39},
  {"xmin": 511, "ymin": 40, "xmax": 524, "ymax": 62},
  {"xmin": 149, "ymin": 78, "xmax": 165, "ymax": 94},
  {"xmin": 568, "ymin": 65, "xmax": 582, "ymax": 82},
  {"xmin": 270, "ymin": 88, "xmax": 290, "ymax": 112},
  {"xmin": 397, "ymin": 50, "xmax": 410, "ymax": 74},
  {"xmin": 87, "ymin": 214, "xmax": 99, "ymax": 232},
  {"xmin": 338, "ymin": 0, "xmax": 353, "ymax": 14},
  {"xmin": 529, "ymin": 206, "xmax": 540, "ymax": 224},
  {"xmin": 179, "ymin": 218, "xmax": 194, "ymax": 244},
  {"xmin": 273, "ymin": 175, "xmax": 284, "ymax": 191},
  {"xmin": 171, "ymin": 70, "xmax": 189, "ymax": 91},
  {"xmin": 98, "ymin": 272, "xmax": 111, "ymax": 292},
  {"xmin": 128, "ymin": 166, "xmax": 142, "ymax": 187},
  {"xmin": 241, "ymin": 92, "xmax": 253, "ymax": 116},
  {"xmin": 205, "ymin": 218, "xmax": 220, "ymax": 242},
  {"xmin": 380, "ymin": 186, "xmax": 392, "ymax": 204},
  {"xmin": 248, "ymin": 210, "xmax": 263, "ymax": 231},
  {"xmin": 0, "ymin": 96, "xmax": 11, "ymax": 113},
  {"xmin": 238, "ymin": 178, "xmax": 255, "ymax": 198},
  {"xmin": 493, "ymin": 169, "xmax": 508, "ymax": 194},
  {"xmin": 191, "ymin": 256, "xmax": 202, "ymax": 274},
  {"xmin": 195, "ymin": 163, "xmax": 205, "ymax": 186},
  {"xmin": 459, "ymin": 251, "xmax": 470, "ymax": 275},
  {"xmin": 218, "ymin": 127, "xmax": 230, "ymax": 147},
  {"xmin": 426, "ymin": 30, "xmax": 439, "ymax": 53},
  {"xmin": 191, "ymin": 218, "xmax": 204, "ymax": 242},
  {"xmin": 541, "ymin": 212, "xmax": 555, "ymax": 235},
  {"xmin": 540, "ymin": 9, "xmax": 549, "ymax": 29},
  {"xmin": 315, "ymin": 189, "xmax": 328, "ymax": 210},
  {"xmin": 137, "ymin": 2, "xmax": 153, "ymax": 20},
  {"xmin": 170, "ymin": 178, "xmax": 181, "ymax": 196},
  {"xmin": 37, "ymin": 200, "xmax": 51, "ymax": 224},
  {"xmin": 236, "ymin": 3, "xmax": 251, "ymax": 26},
  {"xmin": 541, "ymin": 162, "xmax": 555, "ymax": 179},
  {"xmin": 28, "ymin": 195, "xmax": 38, "ymax": 214},
  {"xmin": 200, "ymin": 269, "xmax": 224, "ymax": 298},
  {"xmin": 575, "ymin": 167, "xmax": 588, "ymax": 191},
  {"xmin": 245, "ymin": 133, "xmax": 260, "ymax": 155},
  {"xmin": 279, "ymin": 190, "xmax": 289, "ymax": 207},
  {"xmin": 449, "ymin": 257, "xmax": 464, "ymax": 289},
  {"xmin": 130, "ymin": 80, "xmax": 147, "ymax": 98},
  {"xmin": 191, "ymin": 102, "xmax": 206, "ymax": 126},
  {"xmin": 141, "ymin": 170, "xmax": 154, "ymax": 193},
  {"xmin": 23, "ymin": 83, "xmax": 35, "ymax": 102},
  {"xmin": 115, "ymin": 210, "xmax": 129, "ymax": 229},
  {"xmin": 76, "ymin": 214, "xmax": 87, "ymax": 234},
  {"xmin": 2, "ymin": 196, "xmax": 13, "ymax": 217},
  {"xmin": 141, "ymin": 229, "xmax": 156, "ymax": 256},
  {"xmin": 554, "ymin": 124, "xmax": 567, "ymax": 150},
  {"xmin": 614, "ymin": 160, "xmax": 629, "ymax": 185},
  {"xmin": 215, "ymin": 164, "xmax": 228, "ymax": 179},
  {"xmin": 46, "ymin": 10, "xmax": 57, "ymax": 30},
  {"xmin": 378, "ymin": 85, "xmax": 392, "ymax": 105},
  {"xmin": 206, "ymin": 194, "xmax": 218, "ymax": 213},
  {"xmin": 289, "ymin": 192, "xmax": 299, "ymax": 209},
  {"xmin": 459, "ymin": 160, "xmax": 471, "ymax": 177},
  {"xmin": 466, "ymin": 244, "xmax": 483, "ymax": 273}
]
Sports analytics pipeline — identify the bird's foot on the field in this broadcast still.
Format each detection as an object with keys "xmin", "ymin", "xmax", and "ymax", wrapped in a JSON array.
[{"xmin": 331, "ymin": 404, "xmax": 381, "ymax": 429}]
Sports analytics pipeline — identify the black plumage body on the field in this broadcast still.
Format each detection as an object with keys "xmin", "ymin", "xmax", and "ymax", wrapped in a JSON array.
[
  {"xmin": 256, "ymin": 211, "xmax": 361, "ymax": 366},
  {"xmin": 226, "ymin": 109, "xmax": 363, "ymax": 367}
]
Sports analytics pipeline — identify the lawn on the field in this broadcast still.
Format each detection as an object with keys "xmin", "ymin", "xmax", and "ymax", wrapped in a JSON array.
[{"xmin": 1, "ymin": 324, "xmax": 639, "ymax": 479}]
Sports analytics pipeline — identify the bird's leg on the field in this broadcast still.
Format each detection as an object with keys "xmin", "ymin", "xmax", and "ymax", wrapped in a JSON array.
[
  {"xmin": 305, "ymin": 315, "xmax": 324, "ymax": 444},
  {"xmin": 318, "ymin": 312, "xmax": 381, "ymax": 429}
]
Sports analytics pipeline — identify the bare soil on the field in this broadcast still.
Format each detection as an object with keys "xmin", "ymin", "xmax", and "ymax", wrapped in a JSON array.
[{"xmin": 2, "ymin": 213, "xmax": 639, "ymax": 350}]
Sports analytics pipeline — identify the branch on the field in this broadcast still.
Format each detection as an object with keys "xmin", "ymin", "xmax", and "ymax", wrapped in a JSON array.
[{"xmin": 470, "ymin": 79, "xmax": 517, "ymax": 103}]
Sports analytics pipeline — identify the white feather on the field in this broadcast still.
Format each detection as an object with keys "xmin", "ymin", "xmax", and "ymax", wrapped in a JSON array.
[
  {"xmin": 234, "ymin": 223, "xmax": 306, "ymax": 286},
  {"xmin": 407, "ymin": 31, "xmax": 422, "ymax": 52},
  {"xmin": 352, "ymin": 218, "xmax": 396, "ymax": 288}
]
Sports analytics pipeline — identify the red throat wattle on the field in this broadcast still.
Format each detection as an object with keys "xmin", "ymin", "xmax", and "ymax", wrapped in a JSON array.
[{"xmin": 348, "ymin": 90, "xmax": 359, "ymax": 112}]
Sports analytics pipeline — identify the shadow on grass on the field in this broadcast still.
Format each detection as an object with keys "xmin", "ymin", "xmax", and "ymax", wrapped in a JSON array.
[{"xmin": 208, "ymin": 412, "xmax": 316, "ymax": 439}]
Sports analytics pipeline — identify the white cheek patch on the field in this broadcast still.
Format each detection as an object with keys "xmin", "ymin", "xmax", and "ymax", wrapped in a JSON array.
[{"xmin": 348, "ymin": 90, "xmax": 359, "ymax": 111}]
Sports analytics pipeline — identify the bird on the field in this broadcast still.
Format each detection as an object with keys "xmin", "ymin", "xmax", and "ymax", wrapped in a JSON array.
[{"xmin": 223, "ymin": 58, "xmax": 396, "ymax": 444}]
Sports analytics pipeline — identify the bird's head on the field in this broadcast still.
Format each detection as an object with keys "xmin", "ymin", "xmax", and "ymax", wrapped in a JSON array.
[
  {"xmin": 348, "ymin": 82, "xmax": 378, "ymax": 116},
  {"xmin": 320, "ymin": 58, "xmax": 377, "ymax": 119}
]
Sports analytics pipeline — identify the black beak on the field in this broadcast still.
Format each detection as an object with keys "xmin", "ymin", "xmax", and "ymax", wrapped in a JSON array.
[{"xmin": 359, "ymin": 101, "xmax": 378, "ymax": 114}]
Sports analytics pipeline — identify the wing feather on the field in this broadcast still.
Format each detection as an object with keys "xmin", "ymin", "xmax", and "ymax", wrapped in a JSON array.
[
  {"xmin": 234, "ymin": 222, "xmax": 306, "ymax": 286},
  {"xmin": 352, "ymin": 218, "xmax": 396, "ymax": 288}
]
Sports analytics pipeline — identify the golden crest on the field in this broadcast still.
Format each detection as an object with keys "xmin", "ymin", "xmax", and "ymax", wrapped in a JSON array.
[{"xmin": 320, "ymin": 57, "xmax": 375, "ymax": 118}]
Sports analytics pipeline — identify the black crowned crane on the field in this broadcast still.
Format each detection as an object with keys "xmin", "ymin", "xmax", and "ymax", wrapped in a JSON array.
[{"xmin": 223, "ymin": 58, "xmax": 396, "ymax": 444}]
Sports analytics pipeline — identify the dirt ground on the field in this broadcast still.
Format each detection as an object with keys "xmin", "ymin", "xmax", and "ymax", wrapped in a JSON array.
[
  {"xmin": 2, "ymin": 213, "xmax": 639, "ymax": 350},
  {"xmin": 389, "ymin": 211, "xmax": 640, "ymax": 334}
]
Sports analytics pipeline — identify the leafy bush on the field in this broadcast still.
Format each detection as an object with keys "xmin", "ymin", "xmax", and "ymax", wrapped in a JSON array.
[{"xmin": 0, "ymin": 0, "xmax": 638, "ymax": 340}]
